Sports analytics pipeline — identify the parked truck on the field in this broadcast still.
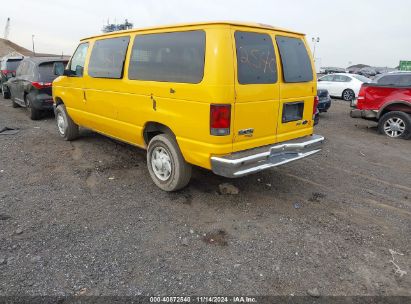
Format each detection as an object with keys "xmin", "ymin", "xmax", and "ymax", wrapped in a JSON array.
[{"xmin": 350, "ymin": 72, "xmax": 411, "ymax": 139}]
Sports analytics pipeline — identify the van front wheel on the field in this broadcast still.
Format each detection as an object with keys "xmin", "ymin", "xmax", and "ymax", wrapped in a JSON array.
[
  {"xmin": 147, "ymin": 134, "xmax": 192, "ymax": 191},
  {"xmin": 55, "ymin": 104, "xmax": 79, "ymax": 141}
]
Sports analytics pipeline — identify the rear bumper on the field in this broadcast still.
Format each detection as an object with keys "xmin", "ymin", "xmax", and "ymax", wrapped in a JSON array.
[
  {"xmin": 31, "ymin": 93, "xmax": 54, "ymax": 110},
  {"xmin": 211, "ymin": 134, "xmax": 324, "ymax": 178},
  {"xmin": 350, "ymin": 109, "xmax": 378, "ymax": 119}
]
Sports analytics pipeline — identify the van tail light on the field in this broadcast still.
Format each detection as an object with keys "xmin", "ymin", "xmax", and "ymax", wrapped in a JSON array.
[
  {"xmin": 31, "ymin": 82, "xmax": 52, "ymax": 89},
  {"xmin": 210, "ymin": 104, "xmax": 231, "ymax": 136},
  {"xmin": 1, "ymin": 70, "xmax": 12, "ymax": 76},
  {"xmin": 313, "ymin": 96, "xmax": 319, "ymax": 116}
]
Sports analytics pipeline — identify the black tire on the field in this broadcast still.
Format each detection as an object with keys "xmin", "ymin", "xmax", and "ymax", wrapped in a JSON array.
[
  {"xmin": 1, "ymin": 85, "xmax": 10, "ymax": 99},
  {"xmin": 25, "ymin": 95, "xmax": 41, "ymax": 120},
  {"xmin": 342, "ymin": 89, "xmax": 355, "ymax": 101},
  {"xmin": 378, "ymin": 111, "xmax": 411, "ymax": 139},
  {"xmin": 147, "ymin": 134, "xmax": 192, "ymax": 191},
  {"xmin": 12, "ymin": 100, "xmax": 19, "ymax": 108},
  {"xmin": 55, "ymin": 104, "xmax": 80, "ymax": 141}
]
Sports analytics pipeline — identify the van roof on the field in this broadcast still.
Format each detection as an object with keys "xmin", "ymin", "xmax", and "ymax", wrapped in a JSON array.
[{"xmin": 81, "ymin": 21, "xmax": 304, "ymax": 41}]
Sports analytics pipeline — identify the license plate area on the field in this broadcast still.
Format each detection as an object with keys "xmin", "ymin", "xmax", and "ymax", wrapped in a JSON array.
[{"xmin": 282, "ymin": 101, "xmax": 304, "ymax": 123}]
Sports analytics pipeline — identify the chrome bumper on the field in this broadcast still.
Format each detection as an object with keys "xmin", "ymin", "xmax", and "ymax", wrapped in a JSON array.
[
  {"xmin": 211, "ymin": 134, "xmax": 324, "ymax": 178},
  {"xmin": 350, "ymin": 109, "xmax": 378, "ymax": 119}
]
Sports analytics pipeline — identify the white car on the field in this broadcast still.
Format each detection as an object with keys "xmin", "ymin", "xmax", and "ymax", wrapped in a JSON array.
[{"xmin": 318, "ymin": 73, "xmax": 371, "ymax": 101}]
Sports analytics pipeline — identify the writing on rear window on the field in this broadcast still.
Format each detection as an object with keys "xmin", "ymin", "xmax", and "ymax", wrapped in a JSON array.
[{"xmin": 235, "ymin": 31, "xmax": 277, "ymax": 84}]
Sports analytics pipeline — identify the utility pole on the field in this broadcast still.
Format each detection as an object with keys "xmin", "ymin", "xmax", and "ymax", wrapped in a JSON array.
[
  {"xmin": 312, "ymin": 37, "xmax": 320, "ymax": 62},
  {"xmin": 4, "ymin": 17, "xmax": 10, "ymax": 40},
  {"xmin": 32, "ymin": 34, "xmax": 35, "ymax": 56}
]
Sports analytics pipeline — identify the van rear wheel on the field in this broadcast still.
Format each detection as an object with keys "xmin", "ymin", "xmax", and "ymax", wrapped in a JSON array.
[
  {"xmin": 55, "ymin": 104, "xmax": 80, "ymax": 141},
  {"xmin": 147, "ymin": 134, "xmax": 192, "ymax": 191}
]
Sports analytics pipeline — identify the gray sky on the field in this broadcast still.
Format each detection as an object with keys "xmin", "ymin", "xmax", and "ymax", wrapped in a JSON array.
[{"xmin": 1, "ymin": 0, "xmax": 410, "ymax": 68}]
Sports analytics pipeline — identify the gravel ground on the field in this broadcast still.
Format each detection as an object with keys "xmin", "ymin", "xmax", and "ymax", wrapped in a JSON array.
[{"xmin": 0, "ymin": 97, "xmax": 410, "ymax": 297}]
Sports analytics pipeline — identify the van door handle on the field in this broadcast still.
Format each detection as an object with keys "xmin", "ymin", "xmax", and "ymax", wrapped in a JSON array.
[
  {"xmin": 151, "ymin": 94, "xmax": 157, "ymax": 111},
  {"xmin": 83, "ymin": 90, "xmax": 87, "ymax": 102}
]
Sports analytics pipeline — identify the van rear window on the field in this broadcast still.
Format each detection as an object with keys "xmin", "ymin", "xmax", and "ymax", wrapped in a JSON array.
[
  {"xmin": 128, "ymin": 31, "xmax": 205, "ymax": 83},
  {"xmin": 275, "ymin": 36, "xmax": 313, "ymax": 83},
  {"xmin": 234, "ymin": 31, "xmax": 277, "ymax": 84}
]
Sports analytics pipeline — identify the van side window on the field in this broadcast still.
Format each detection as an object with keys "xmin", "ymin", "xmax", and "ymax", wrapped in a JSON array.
[
  {"xmin": 68, "ymin": 42, "xmax": 89, "ymax": 77},
  {"xmin": 128, "ymin": 31, "xmax": 206, "ymax": 83},
  {"xmin": 234, "ymin": 31, "xmax": 277, "ymax": 84},
  {"xmin": 275, "ymin": 36, "xmax": 313, "ymax": 83},
  {"xmin": 88, "ymin": 36, "xmax": 130, "ymax": 79}
]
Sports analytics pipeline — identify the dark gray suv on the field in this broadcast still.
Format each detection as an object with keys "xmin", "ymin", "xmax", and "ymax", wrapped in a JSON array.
[{"xmin": 7, "ymin": 57, "xmax": 68, "ymax": 120}]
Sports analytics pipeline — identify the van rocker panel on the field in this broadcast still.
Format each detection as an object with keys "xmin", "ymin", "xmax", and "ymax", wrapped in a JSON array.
[{"xmin": 211, "ymin": 134, "xmax": 324, "ymax": 178}]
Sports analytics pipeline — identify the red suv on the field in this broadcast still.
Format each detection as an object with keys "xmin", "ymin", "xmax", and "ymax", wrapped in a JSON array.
[{"xmin": 351, "ymin": 72, "xmax": 411, "ymax": 139}]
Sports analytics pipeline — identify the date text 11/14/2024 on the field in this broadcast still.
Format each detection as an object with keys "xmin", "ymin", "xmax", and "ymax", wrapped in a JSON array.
[{"xmin": 150, "ymin": 296, "xmax": 257, "ymax": 303}]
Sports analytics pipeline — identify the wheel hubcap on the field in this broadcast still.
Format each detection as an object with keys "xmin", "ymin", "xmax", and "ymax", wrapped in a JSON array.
[
  {"xmin": 57, "ymin": 113, "xmax": 66, "ymax": 135},
  {"xmin": 344, "ymin": 91, "xmax": 353, "ymax": 100},
  {"xmin": 384, "ymin": 117, "xmax": 405, "ymax": 137},
  {"xmin": 151, "ymin": 147, "xmax": 172, "ymax": 181}
]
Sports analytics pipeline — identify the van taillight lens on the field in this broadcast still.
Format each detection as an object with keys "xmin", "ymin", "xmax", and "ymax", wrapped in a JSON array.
[
  {"xmin": 31, "ymin": 82, "xmax": 52, "ymax": 89},
  {"xmin": 210, "ymin": 104, "xmax": 231, "ymax": 136}
]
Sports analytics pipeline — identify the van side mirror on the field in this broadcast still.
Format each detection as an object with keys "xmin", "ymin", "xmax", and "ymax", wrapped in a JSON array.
[
  {"xmin": 53, "ymin": 62, "xmax": 65, "ymax": 76},
  {"xmin": 63, "ymin": 69, "xmax": 74, "ymax": 76},
  {"xmin": 75, "ymin": 65, "xmax": 83, "ymax": 77}
]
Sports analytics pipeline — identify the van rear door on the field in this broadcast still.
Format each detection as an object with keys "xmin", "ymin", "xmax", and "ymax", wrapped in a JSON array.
[
  {"xmin": 274, "ymin": 35, "xmax": 316, "ymax": 142},
  {"xmin": 231, "ymin": 29, "xmax": 280, "ymax": 152}
]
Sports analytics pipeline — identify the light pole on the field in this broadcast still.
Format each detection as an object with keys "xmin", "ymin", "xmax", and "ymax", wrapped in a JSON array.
[
  {"xmin": 32, "ymin": 35, "xmax": 35, "ymax": 56},
  {"xmin": 312, "ymin": 37, "xmax": 320, "ymax": 62}
]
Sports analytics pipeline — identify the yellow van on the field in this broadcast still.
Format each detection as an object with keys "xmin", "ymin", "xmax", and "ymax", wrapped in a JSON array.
[{"xmin": 52, "ymin": 21, "xmax": 324, "ymax": 191}]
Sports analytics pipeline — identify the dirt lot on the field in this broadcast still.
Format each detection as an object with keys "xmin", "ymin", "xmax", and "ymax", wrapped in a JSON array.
[{"xmin": 0, "ymin": 96, "xmax": 410, "ymax": 297}]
